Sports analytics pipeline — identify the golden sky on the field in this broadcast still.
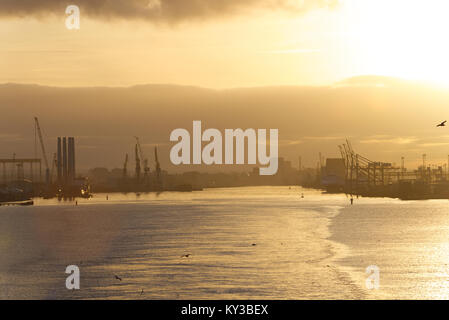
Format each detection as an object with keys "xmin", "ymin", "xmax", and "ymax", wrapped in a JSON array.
[{"xmin": 2, "ymin": 0, "xmax": 449, "ymax": 88}]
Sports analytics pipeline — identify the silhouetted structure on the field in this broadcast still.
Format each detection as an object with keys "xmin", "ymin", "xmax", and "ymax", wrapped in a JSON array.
[{"xmin": 57, "ymin": 137, "xmax": 76, "ymax": 185}]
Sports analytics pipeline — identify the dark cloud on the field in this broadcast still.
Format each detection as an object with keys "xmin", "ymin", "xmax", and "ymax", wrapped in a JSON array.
[{"xmin": 0, "ymin": 0, "xmax": 339, "ymax": 22}]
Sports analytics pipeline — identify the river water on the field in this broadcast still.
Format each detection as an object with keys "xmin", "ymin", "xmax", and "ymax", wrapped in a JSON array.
[{"xmin": 1, "ymin": 186, "xmax": 448, "ymax": 299}]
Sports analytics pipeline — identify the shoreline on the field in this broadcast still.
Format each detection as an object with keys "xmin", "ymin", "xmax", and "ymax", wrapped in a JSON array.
[{"xmin": 30, "ymin": 183, "xmax": 449, "ymax": 204}]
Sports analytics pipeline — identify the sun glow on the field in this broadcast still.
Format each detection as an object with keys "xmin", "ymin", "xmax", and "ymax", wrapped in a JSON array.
[{"xmin": 343, "ymin": 0, "xmax": 449, "ymax": 85}]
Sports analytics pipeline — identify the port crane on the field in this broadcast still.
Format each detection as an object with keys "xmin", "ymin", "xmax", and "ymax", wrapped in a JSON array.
[
  {"xmin": 154, "ymin": 146, "xmax": 162, "ymax": 189},
  {"xmin": 34, "ymin": 117, "xmax": 50, "ymax": 184},
  {"xmin": 135, "ymin": 144, "xmax": 141, "ymax": 182},
  {"xmin": 339, "ymin": 140, "xmax": 401, "ymax": 189},
  {"xmin": 123, "ymin": 153, "xmax": 128, "ymax": 179},
  {"xmin": 134, "ymin": 136, "xmax": 150, "ymax": 184}
]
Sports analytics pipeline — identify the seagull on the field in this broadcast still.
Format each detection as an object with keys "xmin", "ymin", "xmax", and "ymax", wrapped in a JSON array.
[
  {"xmin": 114, "ymin": 275, "xmax": 122, "ymax": 281},
  {"xmin": 437, "ymin": 120, "xmax": 447, "ymax": 127}
]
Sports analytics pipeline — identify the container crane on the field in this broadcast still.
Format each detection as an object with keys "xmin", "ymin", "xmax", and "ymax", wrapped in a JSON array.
[{"xmin": 34, "ymin": 117, "xmax": 50, "ymax": 184}]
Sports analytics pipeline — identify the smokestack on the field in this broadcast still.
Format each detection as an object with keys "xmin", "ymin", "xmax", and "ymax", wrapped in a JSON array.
[
  {"xmin": 68, "ymin": 137, "xmax": 73, "ymax": 182},
  {"xmin": 63, "ymin": 137, "xmax": 68, "ymax": 183},
  {"xmin": 71, "ymin": 137, "xmax": 76, "ymax": 179},
  {"xmin": 57, "ymin": 137, "xmax": 62, "ymax": 184},
  {"xmin": 68, "ymin": 137, "xmax": 76, "ymax": 180}
]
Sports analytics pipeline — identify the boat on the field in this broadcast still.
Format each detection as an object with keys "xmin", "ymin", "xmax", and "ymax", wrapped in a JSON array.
[{"xmin": 0, "ymin": 185, "xmax": 32, "ymax": 204}]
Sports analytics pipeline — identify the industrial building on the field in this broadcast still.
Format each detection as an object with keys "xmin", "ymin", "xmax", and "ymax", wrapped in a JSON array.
[{"xmin": 321, "ymin": 158, "xmax": 346, "ymax": 192}]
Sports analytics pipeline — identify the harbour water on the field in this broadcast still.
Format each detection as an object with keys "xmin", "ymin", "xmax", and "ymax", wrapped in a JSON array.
[{"xmin": 0, "ymin": 186, "xmax": 448, "ymax": 299}]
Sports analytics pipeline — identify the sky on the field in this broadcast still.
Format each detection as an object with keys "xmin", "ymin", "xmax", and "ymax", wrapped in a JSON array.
[
  {"xmin": 2, "ymin": 0, "xmax": 449, "ymax": 88},
  {"xmin": 3, "ymin": 0, "xmax": 449, "ymax": 171}
]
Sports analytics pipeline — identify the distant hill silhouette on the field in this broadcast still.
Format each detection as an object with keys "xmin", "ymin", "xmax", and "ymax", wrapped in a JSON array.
[{"xmin": 1, "ymin": 77, "xmax": 448, "ymax": 171}]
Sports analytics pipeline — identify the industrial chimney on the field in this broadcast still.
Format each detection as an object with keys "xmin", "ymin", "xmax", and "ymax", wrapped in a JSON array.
[
  {"xmin": 63, "ymin": 137, "xmax": 68, "ymax": 183},
  {"xmin": 57, "ymin": 137, "xmax": 62, "ymax": 184},
  {"xmin": 67, "ymin": 137, "xmax": 76, "ymax": 181}
]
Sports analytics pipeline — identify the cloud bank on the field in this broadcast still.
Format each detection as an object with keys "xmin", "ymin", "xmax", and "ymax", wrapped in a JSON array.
[{"xmin": 0, "ymin": 0, "xmax": 339, "ymax": 22}]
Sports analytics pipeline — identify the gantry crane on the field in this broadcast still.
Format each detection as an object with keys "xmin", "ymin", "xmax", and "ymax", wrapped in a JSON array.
[{"xmin": 339, "ymin": 140, "xmax": 401, "ymax": 189}]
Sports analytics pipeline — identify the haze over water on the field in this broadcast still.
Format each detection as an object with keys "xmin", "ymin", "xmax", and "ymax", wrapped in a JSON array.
[{"xmin": 1, "ymin": 186, "xmax": 449, "ymax": 299}]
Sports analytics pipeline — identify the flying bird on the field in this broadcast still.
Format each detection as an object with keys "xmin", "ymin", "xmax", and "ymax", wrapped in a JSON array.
[
  {"xmin": 114, "ymin": 275, "xmax": 122, "ymax": 281},
  {"xmin": 437, "ymin": 121, "xmax": 447, "ymax": 127}
]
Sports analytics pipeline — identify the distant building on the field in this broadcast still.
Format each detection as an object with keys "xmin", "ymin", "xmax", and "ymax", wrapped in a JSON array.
[
  {"xmin": 321, "ymin": 158, "xmax": 346, "ymax": 191},
  {"xmin": 250, "ymin": 157, "xmax": 298, "ymax": 185}
]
